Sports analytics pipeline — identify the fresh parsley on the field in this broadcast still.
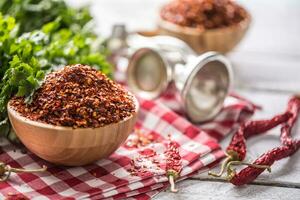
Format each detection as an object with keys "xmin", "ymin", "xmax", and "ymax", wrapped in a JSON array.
[{"xmin": 0, "ymin": 1, "xmax": 112, "ymax": 141}]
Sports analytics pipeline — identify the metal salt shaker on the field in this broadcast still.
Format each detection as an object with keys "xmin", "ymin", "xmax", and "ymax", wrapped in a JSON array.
[{"xmin": 109, "ymin": 25, "xmax": 233, "ymax": 123}]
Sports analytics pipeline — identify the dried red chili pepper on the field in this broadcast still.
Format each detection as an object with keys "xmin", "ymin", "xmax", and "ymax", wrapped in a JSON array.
[
  {"xmin": 0, "ymin": 162, "xmax": 47, "ymax": 181},
  {"xmin": 228, "ymin": 96, "xmax": 300, "ymax": 186},
  {"xmin": 165, "ymin": 140, "xmax": 182, "ymax": 192},
  {"xmin": 164, "ymin": 139, "xmax": 182, "ymax": 192},
  {"xmin": 229, "ymin": 144, "xmax": 299, "ymax": 185},
  {"xmin": 210, "ymin": 96, "xmax": 300, "ymax": 186},
  {"xmin": 208, "ymin": 112, "xmax": 291, "ymax": 177},
  {"xmin": 281, "ymin": 96, "xmax": 300, "ymax": 146},
  {"xmin": 128, "ymin": 134, "xmax": 183, "ymax": 192}
]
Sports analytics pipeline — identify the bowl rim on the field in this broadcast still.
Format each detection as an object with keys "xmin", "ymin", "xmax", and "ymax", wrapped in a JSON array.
[
  {"xmin": 158, "ymin": 10, "xmax": 251, "ymax": 36},
  {"xmin": 181, "ymin": 51, "xmax": 233, "ymax": 122},
  {"xmin": 7, "ymin": 93, "xmax": 139, "ymax": 131},
  {"xmin": 127, "ymin": 47, "xmax": 172, "ymax": 100}
]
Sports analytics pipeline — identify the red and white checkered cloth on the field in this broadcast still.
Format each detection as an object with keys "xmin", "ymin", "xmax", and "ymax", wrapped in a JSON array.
[{"xmin": 0, "ymin": 90, "xmax": 256, "ymax": 199}]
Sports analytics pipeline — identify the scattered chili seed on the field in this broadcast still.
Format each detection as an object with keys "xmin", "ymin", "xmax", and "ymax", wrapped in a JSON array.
[
  {"xmin": 10, "ymin": 64, "xmax": 136, "ymax": 128},
  {"xmin": 124, "ymin": 129, "xmax": 159, "ymax": 148},
  {"xmin": 128, "ymin": 135, "xmax": 182, "ymax": 192},
  {"xmin": 161, "ymin": 0, "xmax": 248, "ymax": 30},
  {"xmin": 129, "ymin": 154, "xmax": 164, "ymax": 177}
]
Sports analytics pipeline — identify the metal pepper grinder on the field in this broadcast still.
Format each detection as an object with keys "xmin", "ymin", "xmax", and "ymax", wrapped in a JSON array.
[{"xmin": 108, "ymin": 25, "xmax": 233, "ymax": 123}]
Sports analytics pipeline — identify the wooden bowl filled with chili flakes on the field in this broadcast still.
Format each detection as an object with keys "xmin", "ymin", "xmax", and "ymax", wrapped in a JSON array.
[
  {"xmin": 158, "ymin": 0, "xmax": 250, "ymax": 54},
  {"xmin": 8, "ymin": 64, "xmax": 139, "ymax": 166}
]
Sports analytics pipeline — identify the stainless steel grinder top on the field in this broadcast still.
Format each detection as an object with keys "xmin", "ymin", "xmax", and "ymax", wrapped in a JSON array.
[
  {"xmin": 127, "ymin": 47, "xmax": 172, "ymax": 99},
  {"xmin": 177, "ymin": 52, "xmax": 233, "ymax": 122},
  {"xmin": 122, "ymin": 32, "xmax": 233, "ymax": 123}
]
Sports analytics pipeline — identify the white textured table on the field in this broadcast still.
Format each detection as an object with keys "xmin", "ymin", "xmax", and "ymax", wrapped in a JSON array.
[{"xmin": 67, "ymin": 0, "xmax": 300, "ymax": 199}]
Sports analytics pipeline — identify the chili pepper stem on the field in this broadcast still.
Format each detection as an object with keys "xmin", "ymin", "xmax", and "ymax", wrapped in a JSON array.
[
  {"xmin": 208, "ymin": 156, "xmax": 233, "ymax": 177},
  {"xmin": 0, "ymin": 163, "xmax": 47, "ymax": 182},
  {"xmin": 0, "ymin": 166, "xmax": 11, "ymax": 182},
  {"xmin": 10, "ymin": 165, "xmax": 47, "ymax": 173},
  {"xmin": 225, "ymin": 161, "xmax": 271, "ymax": 181},
  {"xmin": 168, "ymin": 175, "xmax": 178, "ymax": 193},
  {"xmin": 227, "ymin": 161, "xmax": 271, "ymax": 172}
]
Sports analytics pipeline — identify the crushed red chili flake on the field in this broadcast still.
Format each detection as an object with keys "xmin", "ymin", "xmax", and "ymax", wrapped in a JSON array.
[
  {"xmin": 10, "ymin": 64, "xmax": 136, "ymax": 128},
  {"xmin": 124, "ymin": 129, "xmax": 160, "ymax": 148},
  {"xmin": 5, "ymin": 193, "xmax": 29, "ymax": 200},
  {"xmin": 161, "ymin": 0, "xmax": 248, "ymax": 30},
  {"xmin": 139, "ymin": 148, "xmax": 157, "ymax": 157}
]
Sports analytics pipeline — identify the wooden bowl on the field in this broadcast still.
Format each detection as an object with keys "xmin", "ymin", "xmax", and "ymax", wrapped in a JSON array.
[
  {"xmin": 158, "ymin": 12, "xmax": 251, "ymax": 54},
  {"xmin": 7, "ymin": 97, "xmax": 139, "ymax": 166}
]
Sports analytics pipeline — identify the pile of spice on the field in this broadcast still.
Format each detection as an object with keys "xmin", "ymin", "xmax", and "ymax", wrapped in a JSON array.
[
  {"xmin": 160, "ymin": 0, "xmax": 248, "ymax": 30},
  {"xmin": 10, "ymin": 65, "xmax": 136, "ymax": 128}
]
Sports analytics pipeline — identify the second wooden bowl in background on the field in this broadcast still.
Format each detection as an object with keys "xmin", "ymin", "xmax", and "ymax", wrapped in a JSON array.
[{"xmin": 158, "ymin": 12, "xmax": 251, "ymax": 54}]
